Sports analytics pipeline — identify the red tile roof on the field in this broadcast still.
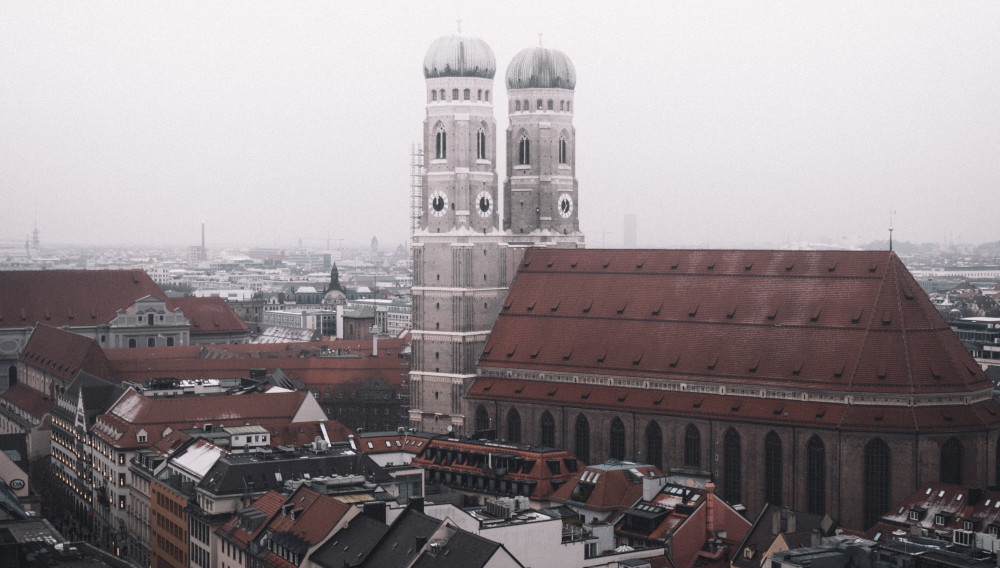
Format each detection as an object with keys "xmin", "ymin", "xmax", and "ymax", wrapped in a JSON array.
[
  {"xmin": 18, "ymin": 324, "xmax": 114, "ymax": 382},
  {"xmin": 267, "ymin": 420, "xmax": 356, "ymax": 447},
  {"xmin": 219, "ymin": 490, "xmax": 286, "ymax": 547},
  {"xmin": 472, "ymin": 250, "xmax": 1000, "ymax": 431},
  {"xmin": 550, "ymin": 462, "xmax": 661, "ymax": 513},
  {"xmin": 0, "ymin": 383, "xmax": 55, "ymax": 419},
  {"xmin": 166, "ymin": 297, "xmax": 249, "ymax": 335},
  {"xmin": 873, "ymin": 483, "xmax": 1000, "ymax": 537},
  {"xmin": 93, "ymin": 389, "xmax": 314, "ymax": 448},
  {"xmin": 0, "ymin": 270, "xmax": 164, "ymax": 329}
]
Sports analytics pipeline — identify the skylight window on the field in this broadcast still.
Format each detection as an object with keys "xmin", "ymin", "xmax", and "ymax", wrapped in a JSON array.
[
  {"xmin": 939, "ymin": 490, "xmax": 946, "ymax": 498},
  {"xmin": 367, "ymin": 442, "xmax": 374, "ymax": 449}
]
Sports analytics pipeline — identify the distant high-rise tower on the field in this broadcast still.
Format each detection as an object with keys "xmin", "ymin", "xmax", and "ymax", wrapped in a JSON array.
[
  {"xmin": 624, "ymin": 214, "xmax": 637, "ymax": 248},
  {"xmin": 410, "ymin": 32, "xmax": 584, "ymax": 435}
]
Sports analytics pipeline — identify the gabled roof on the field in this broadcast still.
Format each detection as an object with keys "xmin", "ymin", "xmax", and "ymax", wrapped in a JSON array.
[
  {"xmin": 19, "ymin": 324, "xmax": 114, "ymax": 382},
  {"xmin": 361, "ymin": 507, "xmax": 443, "ymax": 568},
  {"xmin": 409, "ymin": 530, "xmax": 509, "ymax": 568},
  {"xmin": 92, "ymin": 389, "xmax": 313, "ymax": 448},
  {"xmin": 733, "ymin": 504, "xmax": 831, "ymax": 568},
  {"xmin": 261, "ymin": 486, "xmax": 351, "ymax": 566},
  {"xmin": 874, "ymin": 483, "xmax": 999, "ymax": 536},
  {"xmin": 166, "ymin": 297, "xmax": 249, "ymax": 335},
  {"xmin": 0, "ymin": 269, "xmax": 164, "ymax": 329},
  {"xmin": 483, "ymin": 250, "xmax": 990, "ymax": 395},
  {"xmin": 198, "ymin": 449, "xmax": 390, "ymax": 496},
  {"xmin": 218, "ymin": 490, "xmax": 286, "ymax": 548},
  {"xmin": 310, "ymin": 513, "xmax": 389, "ymax": 568}
]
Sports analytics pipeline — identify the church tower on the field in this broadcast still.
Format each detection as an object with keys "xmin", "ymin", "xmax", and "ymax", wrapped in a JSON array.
[
  {"xmin": 504, "ymin": 44, "xmax": 582, "ymax": 241},
  {"xmin": 410, "ymin": 32, "xmax": 513, "ymax": 435}
]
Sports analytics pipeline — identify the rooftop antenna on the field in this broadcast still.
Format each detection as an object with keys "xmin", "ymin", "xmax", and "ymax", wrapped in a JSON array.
[{"xmin": 888, "ymin": 209, "xmax": 896, "ymax": 252}]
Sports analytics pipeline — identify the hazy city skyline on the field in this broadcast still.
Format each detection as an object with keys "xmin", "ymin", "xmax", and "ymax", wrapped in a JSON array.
[{"xmin": 2, "ymin": 1, "xmax": 998, "ymax": 250}]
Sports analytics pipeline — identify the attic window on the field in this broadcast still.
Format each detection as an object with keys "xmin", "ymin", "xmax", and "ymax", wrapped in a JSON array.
[
  {"xmin": 815, "ymin": 409, "xmax": 826, "ymax": 419},
  {"xmin": 618, "ymin": 395, "xmax": 627, "ymax": 403},
  {"xmin": 550, "ymin": 300, "xmax": 561, "ymax": 312},
  {"xmin": 581, "ymin": 391, "xmax": 590, "ymax": 400},
  {"xmin": 881, "ymin": 308, "xmax": 892, "ymax": 325},
  {"xmin": 727, "ymin": 305, "xmax": 737, "ymax": 319},
  {"xmin": 669, "ymin": 354, "xmax": 680, "ymax": 368},
  {"xmin": 597, "ymin": 350, "xmax": 607, "ymax": 363},
  {"xmin": 744, "ymin": 262, "xmax": 753, "ymax": 271},
  {"xmin": 636, "ymin": 260, "xmax": 644, "ymax": 269},
  {"xmin": 602, "ymin": 260, "xmax": 611, "ymax": 269},
  {"xmin": 670, "ymin": 261, "xmax": 680, "ymax": 270},
  {"xmin": 749, "ymin": 359, "xmax": 759, "ymax": 373},
  {"xmin": 767, "ymin": 306, "xmax": 778, "ymax": 321},
  {"xmin": 547, "ymin": 388, "xmax": 557, "ymax": 397},
  {"xmin": 527, "ymin": 301, "xmax": 536, "ymax": 312},
  {"xmin": 632, "ymin": 352, "xmax": 643, "ymax": 365},
  {"xmin": 482, "ymin": 344, "xmax": 494, "ymax": 357},
  {"xmin": 547, "ymin": 260, "xmax": 554, "ymax": 267},
  {"xmin": 909, "ymin": 510, "xmax": 920, "ymax": 521},
  {"xmin": 828, "ymin": 262, "xmax": 838, "ymax": 272},
  {"xmin": 731, "ymin": 403, "xmax": 741, "ymax": 412},
  {"xmin": 617, "ymin": 301, "xmax": 628, "ymax": 314},
  {"xmin": 514, "ymin": 384, "xmax": 525, "ymax": 394},
  {"xmin": 902, "ymin": 283, "xmax": 915, "ymax": 300},
  {"xmin": 530, "ymin": 346, "xmax": 541, "ymax": 359},
  {"xmin": 583, "ymin": 301, "xmax": 593, "ymax": 313},
  {"xmin": 692, "ymin": 399, "xmax": 702, "ymax": 409},
  {"xmin": 707, "ymin": 261, "xmax": 715, "ymax": 270},
  {"xmin": 652, "ymin": 303, "xmax": 662, "ymax": 316},
  {"xmin": 852, "ymin": 308, "xmax": 863, "ymax": 323},
  {"xmin": 810, "ymin": 307, "xmax": 822, "ymax": 322},
  {"xmin": 792, "ymin": 360, "xmax": 803, "ymax": 376},
  {"xmin": 707, "ymin": 356, "xmax": 718, "ymax": 370},
  {"xmin": 785, "ymin": 262, "xmax": 795, "ymax": 272},
  {"xmin": 869, "ymin": 263, "xmax": 879, "ymax": 273},
  {"xmin": 562, "ymin": 349, "xmax": 573, "ymax": 361},
  {"xmin": 688, "ymin": 304, "xmax": 699, "ymax": 317},
  {"xmin": 506, "ymin": 344, "xmax": 518, "ymax": 358},
  {"xmin": 877, "ymin": 361, "xmax": 887, "ymax": 379},
  {"xmin": 570, "ymin": 260, "xmax": 578, "ymax": 268},
  {"xmin": 834, "ymin": 362, "xmax": 846, "ymax": 378},
  {"xmin": 503, "ymin": 299, "xmax": 513, "ymax": 311},
  {"xmin": 653, "ymin": 396, "xmax": 663, "ymax": 406}
]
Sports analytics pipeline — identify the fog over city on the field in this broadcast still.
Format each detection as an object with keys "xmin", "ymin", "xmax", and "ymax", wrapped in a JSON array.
[{"xmin": 2, "ymin": 1, "xmax": 998, "ymax": 250}]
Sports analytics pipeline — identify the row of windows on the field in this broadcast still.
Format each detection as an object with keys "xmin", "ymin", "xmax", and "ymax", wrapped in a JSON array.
[
  {"xmin": 517, "ymin": 134, "xmax": 569, "ymax": 165},
  {"xmin": 127, "ymin": 336, "xmax": 175, "ymax": 348},
  {"xmin": 514, "ymin": 99, "xmax": 572, "ymax": 112},
  {"xmin": 431, "ymin": 88, "xmax": 491, "ymax": 102},
  {"xmin": 433, "ymin": 125, "xmax": 569, "ymax": 166},
  {"xmin": 477, "ymin": 406, "xmax": 975, "ymax": 529}
]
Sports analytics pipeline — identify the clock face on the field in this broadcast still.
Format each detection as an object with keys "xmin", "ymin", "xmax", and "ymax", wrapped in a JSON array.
[
  {"xmin": 476, "ymin": 191, "xmax": 493, "ymax": 217},
  {"xmin": 429, "ymin": 191, "xmax": 448, "ymax": 217},
  {"xmin": 557, "ymin": 193, "xmax": 574, "ymax": 218}
]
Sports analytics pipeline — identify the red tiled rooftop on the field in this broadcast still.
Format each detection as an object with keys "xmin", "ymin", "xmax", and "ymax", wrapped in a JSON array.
[
  {"xmin": 166, "ymin": 297, "xmax": 249, "ymax": 335},
  {"xmin": 0, "ymin": 270, "xmax": 164, "ymax": 329},
  {"xmin": 481, "ymin": 250, "xmax": 993, "ymax": 397},
  {"xmin": 1, "ymin": 383, "xmax": 56, "ymax": 418},
  {"xmin": 19, "ymin": 324, "xmax": 114, "ymax": 381}
]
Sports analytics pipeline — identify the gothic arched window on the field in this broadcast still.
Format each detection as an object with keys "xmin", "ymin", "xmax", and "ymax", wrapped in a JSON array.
[
  {"xmin": 547, "ymin": 99, "xmax": 554, "ymax": 110},
  {"xmin": 523, "ymin": 99, "xmax": 529, "ymax": 111},
  {"xmin": 684, "ymin": 424, "xmax": 701, "ymax": 468},
  {"xmin": 567, "ymin": 101, "xmax": 572, "ymax": 112},
  {"xmin": 435, "ymin": 127, "xmax": 447, "ymax": 160},
  {"xmin": 863, "ymin": 438, "xmax": 891, "ymax": 529},
  {"xmin": 645, "ymin": 421, "xmax": 662, "ymax": 469},
  {"xmin": 439, "ymin": 89, "xmax": 445, "ymax": 100},
  {"xmin": 477, "ymin": 127, "xmax": 487, "ymax": 160},
  {"xmin": 477, "ymin": 89, "xmax": 482, "ymax": 100},
  {"xmin": 515, "ymin": 100, "xmax": 521, "ymax": 111},
  {"xmin": 610, "ymin": 418, "xmax": 626, "ymax": 460},
  {"xmin": 463, "ymin": 88, "xmax": 470, "ymax": 100},
  {"xmin": 806, "ymin": 435, "xmax": 826, "ymax": 515},
  {"xmin": 558, "ymin": 136, "xmax": 567, "ymax": 164},
  {"xmin": 452, "ymin": 88, "xmax": 458, "ymax": 100},
  {"xmin": 764, "ymin": 431, "xmax": 783, "ymax": 506},
  {"xmin": 431, "ymin": 90, "xmax": 437, "ymax": 101},
  {"xmin": 475, "ymin": 405, "xmax": 491, "ymax": 439},
  {"xmin": 941, "ymin": 437, "xmax": 964, "ymax": 485},
  {"xmin": 518, "ymin": 134, "xmax": 530, "ymax": 165},
  {"xmin": 540, "ymin": 411, "xmax": 555, "ymax": 447},
  {"xmin": 128, "ymin": 338, "xmax": 136, "ymax": 348},
  {"xmin": 485, "ymin": 90, "xmax": 489, "ymax": 101},
  {"xmin": 506, "ymin": 408, "xmax": 521, "ymax": 443},
  {"xmin": 536, "ymin": 99, "xmax": 543, "ymax": 110},
  {"xmin": 574, "ymin": 415, "xmax": 590, "ymax": 464},
  {"xmin": 723, "ymin": 429, "xmax": 741, "ymax": 504}
]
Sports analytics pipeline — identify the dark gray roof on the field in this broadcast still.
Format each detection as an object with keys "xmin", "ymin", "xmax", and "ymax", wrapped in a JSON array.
[
  {"xmin": 198, "ymin": 449, "xmax": 390, "ymax": 496},
  {"xmin": 54, "ymin": 372, "xmax": 126, "ymax": 425},
  {"xmin": 410, "ymin": 530, "xmax": 512, "ymax": 568},
  {"xmin": 310, "ymin": 514, "xmax": 389, "ymax": 568},
  {"xmin": 361, "ymin": 508, "xmax": 442, "ymax": 568}
]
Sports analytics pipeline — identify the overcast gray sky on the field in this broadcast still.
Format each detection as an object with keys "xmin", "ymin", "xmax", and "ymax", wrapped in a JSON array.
[{"xmin": 2, "ymin": 1, "xmax": 998, "ymax": 250}]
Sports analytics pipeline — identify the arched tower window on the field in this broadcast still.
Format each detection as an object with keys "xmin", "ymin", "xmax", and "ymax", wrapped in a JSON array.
[
  {"xmin": 610, "ymin": 418, "xmax": 626, "ymax": 460},
  {"xmin": 463, "ymin": 88, "xmax": 470, "ymax": 100},
  {"xmin": 128, "ymin": 338, "xmax": 137, "ymax": 348},
  {"xmin": 147, "ymin": 337, "xmax": 155, "ymax": 347},
  {"xmin": 475, "ymin": 405, "xmax": 491, "ymax": 439},
  {"xmin": 452, "ymin": 88, "xmax": 458, "ymax": 100},
  {"xmin": 431, "ymin": 90, "xmax": 437, "ymax": 101},
  {"xmin": 723, "ymin": 429, "xmax": 741, "ymax": 504},
  {"xmin": 558, "ymin": 136, "xmax": 567, "ymax": 164},
  {"xmin": 560, "ymin": 100, "xmax": 565, "ymax": 111},
  {"xmin": 515, "ymin": 100, "xmax": 521, "ymax": 111},
  {"xmin": 645, "ymin": 421, "xmax": 662, "ymax": 469},
  {"xmin": 439, "ymin": 89, "xmax": 445, "ymax": 100},
  {"xmin": 941, "ymin": 438, "xmax": 964, "ymax": 485},
  {"xmin": 540, "ymin": 411, "xmax": 555, "ymax": 447},
  {"xmin": 764, "ymin": 431, "xmax": 783, "ymax": 506},
  {"xmin": 567, "ymin": 101, "xmax": 572, "ymax": 112},
  {"xmin": 435, "ymin": 126, "xmax": 447, "ymax": 160},
  {"xmin": 485, "ymin": 90, "xmax": 489, "ymax": 101},
  {"xmin": 574, "ymin": 415, "xmax": 590, "ymax": 464},
  {"xmin": 506, "ymin": 408, "xmax": 521, "ymax": 443},
  {"xmin": 477, "ymin": 127, "xmax": 487, "ymax": 160},
  {"xmin": 684, "ymin": 424, "xmax": 701, "ymax": 468},
  {"xmin": 806, "ymin": 435, "xmax": 826, "ymax": 515},
  {"xmin": 547, "ymin": 99, "xmax": 553, "ymax": 110},
  {"xmin": 863, "ymin": 438, "xmax": 891, "ymax": 529},
  {"xmin": 477, "ymin": 89, "xmax": 482, "ymax": 100},
  {"xmin": 523, "ymin": 99, "xmax": 529, "ymax": 111},
  {"xmin": 536, "ymin": 99, "xmax": 543, "ymax": 110},
  {"xmin": 518, "ymin": 134, "xmax": 530, "ymax": 165}
]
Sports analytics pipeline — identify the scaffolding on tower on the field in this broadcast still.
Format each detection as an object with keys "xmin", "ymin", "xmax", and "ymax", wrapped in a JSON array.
[{"xmin": 410, "ymin": 143, "xmax": 424, "ymax": 249}]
